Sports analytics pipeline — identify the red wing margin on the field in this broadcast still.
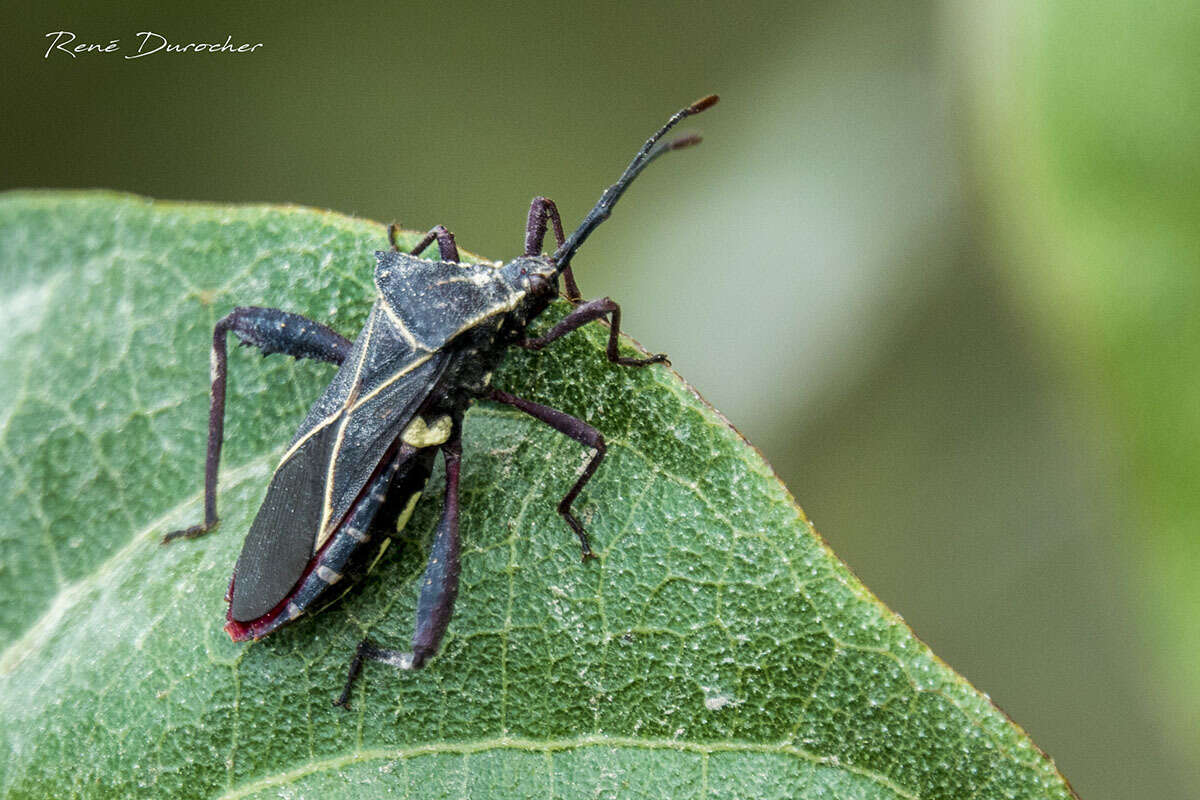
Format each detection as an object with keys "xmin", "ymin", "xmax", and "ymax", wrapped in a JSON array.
[{"xmin": 229, "ymin": 420, "xmax": 339, "ymax": 621}]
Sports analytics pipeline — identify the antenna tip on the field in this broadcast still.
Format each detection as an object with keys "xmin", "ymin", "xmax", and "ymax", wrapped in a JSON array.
[
  {"xmin": 667, "ymin": 133, "xmax": 703, "ymax": 151},
  {"xmin": 688, "ymin": 94, "xmax": 720, "ymax": 114}
]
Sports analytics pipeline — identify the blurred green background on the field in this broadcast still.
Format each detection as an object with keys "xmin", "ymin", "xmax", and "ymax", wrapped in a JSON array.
[{"xmin": 3, "ymin": 1, "xmax": 1196, "ymax": 796}]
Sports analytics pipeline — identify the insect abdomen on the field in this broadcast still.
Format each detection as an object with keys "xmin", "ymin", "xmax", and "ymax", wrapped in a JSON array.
[{"xmin": 225, "ymin": 445, "xmax": 435, "ymax": 641}]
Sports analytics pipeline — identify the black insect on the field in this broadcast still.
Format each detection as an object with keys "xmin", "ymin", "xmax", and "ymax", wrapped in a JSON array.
[{"xmin": 163, "ymin": 95, "xmax": 718, "ymax": 705}]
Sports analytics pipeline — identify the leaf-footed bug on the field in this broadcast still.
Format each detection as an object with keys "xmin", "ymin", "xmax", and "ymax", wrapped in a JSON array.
[{"xmin": 162, "ymin": 95, "xmax": 719, "ymax": 706}]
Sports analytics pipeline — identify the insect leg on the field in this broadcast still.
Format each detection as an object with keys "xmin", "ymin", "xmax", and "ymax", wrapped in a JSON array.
[
  {"xmin": 487, "ymin": 388, "xmax": 604, "ymax": 560},
  {"xmin": 518, "ymin": 297, "xmax": 668, "ymax": 367},
  {"xmin": 409, "ymin": 433, "xmax": 463, "ymax": 666},
  {"xmin": 163, "ymin": 307, "xmax": 352, "ymax": 543},
  {"xmin": 523, "ymin": 197, "xmax": 580, "ymax": 301},
  {"xmin": 389, "ymin": 223, "xmax": 460, "ymax": 262},
  {"xmin": 334, "ymin": 431, "xmax": 463, "ymax": 708}
]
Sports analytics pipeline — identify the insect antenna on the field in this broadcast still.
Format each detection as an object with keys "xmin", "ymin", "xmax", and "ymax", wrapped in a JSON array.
[{"xmin": 552, "ymin": 94, "xmax": 719, "ymax": 272}]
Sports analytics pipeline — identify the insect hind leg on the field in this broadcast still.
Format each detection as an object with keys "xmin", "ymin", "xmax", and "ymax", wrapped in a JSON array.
[
  {"xmin": 163, "ymin": 306, "xmax": 352, "ymax": 543},
  {"xmin": 335, "ymin": 431, "xmax": 463, "ymax": 709}
]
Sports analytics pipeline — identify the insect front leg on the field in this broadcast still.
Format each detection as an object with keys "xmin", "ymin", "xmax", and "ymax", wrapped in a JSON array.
[
  {"xmin": 518, "ymin": 296, "xmax": 669, "ymax": 367},
  {"xmin": 163, "ymin": 307, "xmax": 352, "ymax": 543},
  {"xmin": 487, "ymin": 388, "xmax": 605, "ymax": 560},
  {"xmin": 389, "ymin": 223, "xmax": 460, "ymax": 262},
  {"xmin": 523, "ymin": 196, "xmax": 580, "ymax": 301},
  {"xmin": 334, "ymin": 431, "xmax": 463, "ymax": 708}
]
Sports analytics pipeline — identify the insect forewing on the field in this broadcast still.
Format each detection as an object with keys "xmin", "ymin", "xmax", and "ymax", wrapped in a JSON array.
[
  {"xmin": 230, "ymin": 252, "xmax": 526, "ymax": 624},
  {"xmin": 229, "ymin": 302, "xmax": 450, "ymax": 621}
]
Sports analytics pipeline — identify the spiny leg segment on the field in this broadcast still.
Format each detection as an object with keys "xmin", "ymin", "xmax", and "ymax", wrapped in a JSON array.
[{"xmin": 163, "ymin": 306, "xmax": 352, "ymax": 543}]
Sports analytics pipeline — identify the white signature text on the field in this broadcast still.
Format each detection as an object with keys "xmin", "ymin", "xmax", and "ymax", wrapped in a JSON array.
[{"xmin": 44, "ymin": 31, "xmax": 264, "ymax": 59}]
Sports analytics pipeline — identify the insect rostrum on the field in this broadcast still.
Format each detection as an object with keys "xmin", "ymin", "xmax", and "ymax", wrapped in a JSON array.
[{"xmin": 162, "ymin": 95, "xmax": 719, "ymax": 706}]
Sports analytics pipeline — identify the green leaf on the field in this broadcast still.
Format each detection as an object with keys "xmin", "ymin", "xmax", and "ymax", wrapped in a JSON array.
[{"xmin": 0, "ymin": 191, "xmax": 1075, "ymax": 799}]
